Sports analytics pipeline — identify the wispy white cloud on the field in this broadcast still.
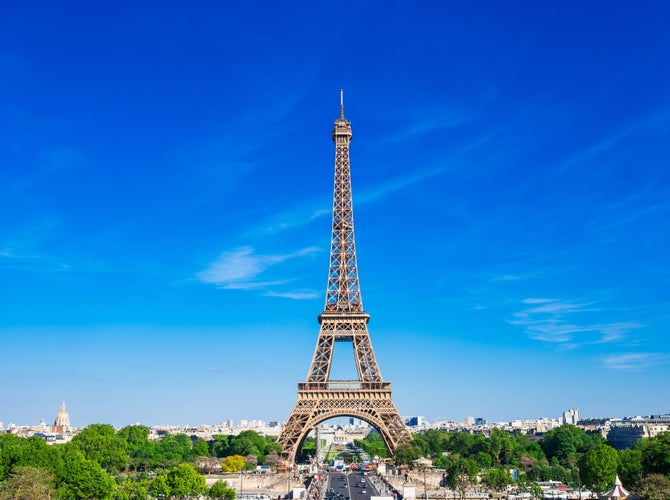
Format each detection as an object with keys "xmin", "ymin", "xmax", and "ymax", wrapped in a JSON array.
[
  {"xmin": 265, "ymin": 290, "xmax": 320, "ymax": 300},
  {"xmin": 360, "ymin": 127, "xmax": 505, "ymax": 206},
  {"xmin": 0, "ymin": 247, "xmax": 72, "ymax": 272},
  {"xmin": 258, "ymin": 207, "xmax": 331, "ymax": 235},
  {"xmin": 522, "ymin": 297, "xmax": 555, "ymax": 304},
  {"xmin": 555, "ymin": 107, "xmax": 670, "ymax": 175},
  {"xmin": 510, "ymin": 297, "xmax": 643, "ymax": 346},
  {"xmin": 380, "ymin": 110, "xmax": 469, "ymax": 144},
  {"xmin": 244, "ymin": 121, "xmax": 511, "ymax": 239},
  {"xmin": 206, "ymin": 367, "xmax": 224, "ymax": 375},
  {"xmin": 2, "ymin": 147, "xmax": 84, "ymax": 201},
  {"xmin": 491, "ymin": 274, "xmax": 524, "ymax": 281},
  {"xmin": 0, "ymin": 216, "xmax": 73, "ymax": 272},
  {"xmin": 515, "ymin": 297, "xmax": 597, "ymax": 317},
  {"xmin": 196, "ymin": 246, "xmax": 319, "ymax": 292},
  {"xmin": 587, "ymin": 184, "xmax": 670, "ymax": 238},
  {"xmin": 603, "ymin": 353, "xmax": 669, "ymax": 371}
]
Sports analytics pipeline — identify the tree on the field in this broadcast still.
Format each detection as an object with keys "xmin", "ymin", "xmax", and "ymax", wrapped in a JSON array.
[
  {"xmin": 228, "ymin": 431, "xmax": 265, "ymax": 459},
  {"xmin": 445, "ymin": 456, "xmax": 479, "ymax": 500},
  {"xmin": 222, "ymin": 455, "xmax": 247, "ymax": 472},
  {"xmin": 193, "ymin": 438, "xmax": 210, "ymax": 458},
  {"xmin": 265, "ymin": 453, "xmax": 282, "ymax": 467},
  {"xmin": 482, "ymin": 467, "xmax": 512, "ymax": 490},
  {"xmin": 422, "ymin": 429, "xmax": 447, "ymax": 457},
  {"xmin": 127, "ymin": 439, "xmax": 156, "ymax": 472},
  {"xmin": 69, "ymin": 423, "xmax": 129, "ymax": 473},
  {"xmin": 297, "ymin": 437, "xmax": 315, "ymax": 463},
  {"xmin": 475, "ymin": 451, "xmax": 493, "ymax": 468},
  {"xmin": 446, "ymin": 432, "xmax": 487, "ymax": 458},
  {"xmin": 488, "ymin": 429, "xmax": 518, "ymax": 466},
  {"xmin": 166, "ymin": 463, "xmax": 207, "ymax": 499},
  {"xmin": 114, "ymin": 476, "xmax": 150, "ymax": 500},
  {"xmin": 618, "ymin": 448, "xmax": 643, "ymax": 489},
  {"xmin": 635, "ymin": 473, "xmax": 670, "ymax": 499},
  {"xmin": 263, "ymin": 438, "xmax": 283, "ymax": 457},
  {"xmin": 540, "ymin": 425, "xmax": 591, "ymax": 466},
  {"xmin": 578, "ymin": 443, "xmax": 619, "ymax": 493},
  {"xmin": 393, "ymin": 442, "xmax": 423, "ymax": 465},
  {"xmin": 355, "ymin": 431, "xmax": 388, "ymax": 459},
  {"xmin": 209, "ymin": 479, "xmax": 237, "ymax": 500},
  {"xmin": 148, "ymin": 473, "xmax": 171, "ymax": 498},
  {"xmin": 0, "ymin": 434, "xmax": 59, "ymax": 481},
  {"xmin": 54, "ymin": 447, "xmax": 116, "ymax": 500},
  {"xmin": 197, "ymin": 456, "xmax": 223, "ymax": 474},
  {"xmin": 155, "ymin": 434, "xmax": 194, "ymax": 468},
  {"xmin": 635, "ymin": 431, "xmax": 670, "ymax": 477},
  {"xmin": 211, "ymin": 435, "xmax": 231, "ymax": 458},
  {"xmin": 513, "ymin": 433, "xmax": 546, "ymax": 468},
  {"xmin": 118, "ymin": 425, "xmax": 155, "ymax": 472},
  {"xmin": 0, "ymin": 466, "xmax": 55, "ymax": 500},
  {"xmin": 117, "ymin": 425, "xmax": 151, "ymax": 449},
  {"xmin": 245, "ymin": 454, "xmax": 258, "ymax": 469}
]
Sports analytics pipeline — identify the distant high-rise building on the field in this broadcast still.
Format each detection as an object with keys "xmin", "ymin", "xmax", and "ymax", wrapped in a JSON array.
[
  {"xmin": 463, "ymin": 416, "xmax": 475, "ymax": 426},
  {"xmin": 405, "ymin": 416, "xmax": 425, "ymax": 427},
  {"xmin": 475, "ymin": 417, "xmax": 487, "ymax": 425},
  {"xmin": 562, "ymin": 409, "xmax": 580, "ymax": 425}
]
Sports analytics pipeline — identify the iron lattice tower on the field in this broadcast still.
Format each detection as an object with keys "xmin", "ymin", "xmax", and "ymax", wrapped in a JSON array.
[{"xmin": 278, "ymin": 91, "xmax": 411, "ymax": 464}]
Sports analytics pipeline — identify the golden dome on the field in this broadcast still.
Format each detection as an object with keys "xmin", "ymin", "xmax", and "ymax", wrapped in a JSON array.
[{"xmin": 54, "ymin": 402, "xmax": 71, "ymax": 428}]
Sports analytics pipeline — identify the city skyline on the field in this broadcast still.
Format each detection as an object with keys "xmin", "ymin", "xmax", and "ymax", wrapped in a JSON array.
[
  {"xmin": 1, "ymin": 2, "xmax": 669, "ymax": 427},
  {"xmin": 2, "ymin": 402, "xmax": 662, "ymax": 430}
]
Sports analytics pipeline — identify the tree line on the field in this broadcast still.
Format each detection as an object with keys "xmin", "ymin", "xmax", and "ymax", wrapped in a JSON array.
[
  {"xmin": 3, "ymin": 423, "xmax": 669, "ymax": 499},
  {"xmin": 382, "ymin": 425, "xmax": 670, "ymax": 498},
  {"xmin": 0, "ymin": 424, "xmax": 279, "ymax": 499}
]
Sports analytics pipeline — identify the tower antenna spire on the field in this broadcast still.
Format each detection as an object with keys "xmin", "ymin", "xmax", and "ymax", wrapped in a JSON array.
[{"xmin": 340, "ymin": 88, "xmax": 344, "ymax": 118}]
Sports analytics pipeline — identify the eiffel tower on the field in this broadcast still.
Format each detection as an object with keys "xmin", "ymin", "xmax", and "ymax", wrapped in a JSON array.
[{"xmin": 278, "ymin": 91, "xmax": 411, "ymax": 464}]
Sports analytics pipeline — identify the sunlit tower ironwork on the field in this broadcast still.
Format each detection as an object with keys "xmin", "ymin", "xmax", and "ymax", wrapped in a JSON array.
[{"xmin": 278, "ymin": 91, "xmax": 411, "ymax": 464}]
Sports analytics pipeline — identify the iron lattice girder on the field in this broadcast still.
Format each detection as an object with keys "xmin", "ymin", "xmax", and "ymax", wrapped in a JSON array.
[
  {"xmin": 325, "ymin": 125, "xmax": 363, "ymax": 313},
  {"xmin": 307, "ymin": 316, "xmax": 382, "ymax": 384},
  {"xmin": 278, "ymin": 100, "xmax": 411, "ymax": 464}
]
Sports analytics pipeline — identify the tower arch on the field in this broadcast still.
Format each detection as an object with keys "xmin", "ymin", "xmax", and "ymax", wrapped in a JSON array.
[{"xmin": 286, "ymin": 409, "xmax": 405, "ymax": 466}]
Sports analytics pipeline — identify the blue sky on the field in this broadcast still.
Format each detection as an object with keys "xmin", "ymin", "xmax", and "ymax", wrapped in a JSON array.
[{"xmin": 1, "ymin": 1, "xmax": 669, "ymax": 428}]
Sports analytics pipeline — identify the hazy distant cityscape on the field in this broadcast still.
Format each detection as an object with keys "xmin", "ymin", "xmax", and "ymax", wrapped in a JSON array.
[{"xmin": 4, "ymin": 403, "xmax": 669, "ymax": 453}]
